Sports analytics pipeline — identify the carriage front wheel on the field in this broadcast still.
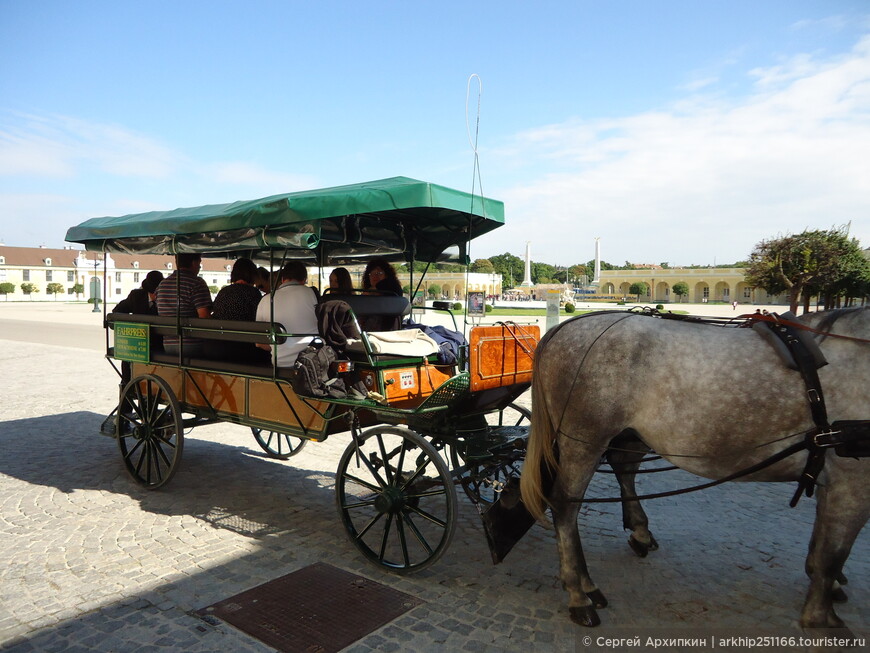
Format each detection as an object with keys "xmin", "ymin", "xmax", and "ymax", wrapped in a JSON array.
[
  {"xmin": 335, "ymin": 426, "xmax": 457, "ymax": 573},
  {"xmin": 117, "ymin": 374, "xmax": 184, "ymax": 489},
  {"xmin": 250, "ymin": 428, "xmax": 307, "ymax": 459},
  {"xmin": 451, "ymin": 402, "xmax": 531, "ymax": 505}
]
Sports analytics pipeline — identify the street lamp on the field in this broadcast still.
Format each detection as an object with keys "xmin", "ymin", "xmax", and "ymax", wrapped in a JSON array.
[{"xmin": 91, "ymin": 257, "xmax": 101, "ymax": 312}]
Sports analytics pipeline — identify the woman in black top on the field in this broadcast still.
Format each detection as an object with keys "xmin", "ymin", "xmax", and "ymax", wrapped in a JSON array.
[
  {"xmin": 206, "ymin": 258, "xmax": 269, "ymax": 363},
  {"xmin": 115, "ymin": 270, "xmax": 164, "ymax": 315}
]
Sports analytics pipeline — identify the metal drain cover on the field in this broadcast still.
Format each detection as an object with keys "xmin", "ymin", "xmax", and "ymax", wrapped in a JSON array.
[{"xmin": 198, "ymin": 562, "xmax": 424, "ymax": 652}]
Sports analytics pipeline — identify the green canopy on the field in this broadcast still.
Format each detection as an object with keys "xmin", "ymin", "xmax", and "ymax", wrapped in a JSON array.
[{"xmin": 65, "ymin": 177, "xmax": 504, "ymax": 264}]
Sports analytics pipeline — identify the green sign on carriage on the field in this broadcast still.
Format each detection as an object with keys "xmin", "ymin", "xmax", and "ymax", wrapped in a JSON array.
[{"xmin": 114, "ymin": 322, "xmax": 150, "ymax": 362}]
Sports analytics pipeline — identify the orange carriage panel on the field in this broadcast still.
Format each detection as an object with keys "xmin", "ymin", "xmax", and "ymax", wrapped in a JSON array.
[
  {"xmin": 130, "ymin": 363, "xmax": 184, "ymax": 399},
  {"xmin": 468, "ymin": 324, "xmax": 539, "ymax": 392},
  {"xmin": 184, "ymin": 371, "xmax": 245, "ymax": 415},
  {"xmin": 248, "ymin": 379, "xmax": 329, "ymax": 438},
  {"xmin": 359, "ymin": 364, "xmax": 454, "ymax": 409}
]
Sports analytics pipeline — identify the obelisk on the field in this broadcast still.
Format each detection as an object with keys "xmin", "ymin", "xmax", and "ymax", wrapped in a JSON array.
[
  {"xmin": 592, "ymin": 237, "xmax": 601, "ymax": 285},
  {"xmin": 521, "ymin": 241, "xmax": 533, "ymax": 286}
]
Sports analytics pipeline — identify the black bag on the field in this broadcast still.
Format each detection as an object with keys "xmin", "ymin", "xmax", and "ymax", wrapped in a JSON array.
[{"xmin": 292, "ymin": 343, "xmax": 347, "ymax": 398}]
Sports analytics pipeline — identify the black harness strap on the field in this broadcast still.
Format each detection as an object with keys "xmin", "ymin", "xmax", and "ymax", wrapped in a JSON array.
[{"xmin": 765, "ymin": 318, "xmax": 832, "ymax": 506}]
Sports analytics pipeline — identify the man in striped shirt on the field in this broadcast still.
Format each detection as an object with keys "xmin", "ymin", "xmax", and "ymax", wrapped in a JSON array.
[{"xmin": 155, "ymin": 253, "xmax": 213, "ymax": 355}]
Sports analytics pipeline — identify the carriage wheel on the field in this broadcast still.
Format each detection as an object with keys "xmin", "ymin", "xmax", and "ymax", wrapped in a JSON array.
[
  {"xmin": 490, "ymin": 402, "xmax": 531, "ymax": 428},
  {"xmin": 117, "ymin": 374, "xmax": 183, "ymax": 489},
  {"xmin": 251, "ymin": 427, "xmax": 308, "ymax": 459},
  {"xmin": 336, "ymin": 426, "xmax": 457, "ymax": 573},
  {"xmin": 452, "ymin": 403, "xmax": 530, "ymax": 505}
]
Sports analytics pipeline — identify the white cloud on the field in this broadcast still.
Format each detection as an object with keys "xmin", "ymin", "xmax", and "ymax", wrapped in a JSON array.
[
  {"xmin": 0, "ymin": 113, "xmax": 181, "ymax": 179},
  {"xmin": 209, "ymin": 161, "xmax": 319, "ymax": 196},
  {"xmin": 482, "ymin": 35, "xmax": 870, "ymax": 266}
]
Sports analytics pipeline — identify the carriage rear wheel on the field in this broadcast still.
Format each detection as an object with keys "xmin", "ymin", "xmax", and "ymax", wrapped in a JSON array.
[
  {"xmin": 250, "ymin": 428, "xmax": 307, "ymax": 459},
  {"xmin": 117, "ymin": 374, "xmax": 183, "ymax": 489},
  {"xmin": 336, "ymin": 426, "xmax": 457, "ymax": 573}
]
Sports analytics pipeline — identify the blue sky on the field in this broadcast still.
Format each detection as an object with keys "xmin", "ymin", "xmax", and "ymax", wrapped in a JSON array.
[{"xmin": 1, "ymin": 1, "xmax": 869, "ymax": 267}]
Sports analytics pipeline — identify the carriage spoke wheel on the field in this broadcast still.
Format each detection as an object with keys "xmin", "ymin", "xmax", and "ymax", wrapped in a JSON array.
[
  {"xmin": 251, "ymin": 427, "xmax": 307, "ymax": 459},
  {"xmin": 336, "ymin": 426, "xmax": 457, "ymax": 573},
  {"xmin": 117, "ymin": 374, "xmax": 183, "ymax": 489},
  {"xmin": 452, "ymin": 403, "xmax": 530, "ymax": 505},
  {"xmin": 490, "ymin": 402, "xmax": 531, "ymax": 429}
]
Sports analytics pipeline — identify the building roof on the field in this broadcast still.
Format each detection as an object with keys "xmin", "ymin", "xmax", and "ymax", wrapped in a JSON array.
[{"xmin": 0, "ymin": 245, "xmax": 233, "ymax": 273}]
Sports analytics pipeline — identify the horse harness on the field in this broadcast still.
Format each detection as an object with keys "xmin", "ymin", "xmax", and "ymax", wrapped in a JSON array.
[{"xmin": 746, "ymin": 312, "xmax": 870, "ymax": 506}]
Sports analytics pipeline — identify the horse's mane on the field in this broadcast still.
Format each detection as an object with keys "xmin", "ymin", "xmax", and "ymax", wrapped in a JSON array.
[{"xmin": 807, "ymin": 305, "xmax": 868, "ymax": 339}]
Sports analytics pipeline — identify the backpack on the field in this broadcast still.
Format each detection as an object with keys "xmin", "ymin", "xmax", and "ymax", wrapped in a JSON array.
[{"xmin": 292, "ymin": 343, "xmax": 347, "ymax": 398}]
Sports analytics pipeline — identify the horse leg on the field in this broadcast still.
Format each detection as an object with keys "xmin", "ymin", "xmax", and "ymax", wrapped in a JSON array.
[
  {"xmin": 606, "ymin": 431, "xmax": 658, "ymax": 557},
  {"xmin": 800, "ymin": 472, "xmax": 870, "ymax": 631},
  {"xmin": 809, "ymin": 524, "xmax": 850, "ymax": 603},
  {"xmin": 549, "ymin": 458, "xmax": 608, "ymax": 627}
]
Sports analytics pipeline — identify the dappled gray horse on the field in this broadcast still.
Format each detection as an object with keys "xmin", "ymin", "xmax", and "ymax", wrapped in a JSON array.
[{"xmin": 521, "ymin": 307, "xmax": 870, "ymax": 631}]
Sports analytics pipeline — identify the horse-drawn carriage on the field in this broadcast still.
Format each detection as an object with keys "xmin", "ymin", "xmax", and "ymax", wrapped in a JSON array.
[
  {"xmin": 67, "ymin": 176, "xmax": 869, "ymax": 634},
  {"xmin": 66, "ymin": 176, "xmax": 540, "ymax": 573}
]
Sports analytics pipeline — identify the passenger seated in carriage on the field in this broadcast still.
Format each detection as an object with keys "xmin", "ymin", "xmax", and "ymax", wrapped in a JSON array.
[
  {"xmin": 360, "ymin": 259, "xmax": 403, "ymax": 331},
  {"xmin": 328, "ymin": 267, "xmax": 354, "ymax": 294},
  {"xmin": 255, "ymin": 261, "xmax": 318, "ymax": 366},
  {"xmin": 155, "ymin": 253, "xmax": 213, "ymax": 355},
  {"xmin": 204, "ymin": 257, "xmax": 270, "ymax": 364}
]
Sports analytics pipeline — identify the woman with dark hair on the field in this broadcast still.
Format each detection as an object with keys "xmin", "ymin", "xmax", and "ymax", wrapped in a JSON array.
[
  {"xmin": 362, "ymin": 258, "xmax": 402, "ymax": 296},
  {"xmin": 328, "ymin": 267, "xmax": 354, "ymax": 293},
  {"xmin": 205, "ymin": 257, "xmax": 269, "ymax": 362},
  {"xmin": 255, "ymin": 266, "xmax": 273, "ymax": 294},
  {"xmin": 115, "ymin": 270, "xmax": 164, "ymax": 315}
]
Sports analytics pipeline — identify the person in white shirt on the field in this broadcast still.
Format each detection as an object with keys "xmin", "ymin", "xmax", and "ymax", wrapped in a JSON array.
[{"xmin": 255, "ymin": 261, "xmax": 318, "ymax": 366}]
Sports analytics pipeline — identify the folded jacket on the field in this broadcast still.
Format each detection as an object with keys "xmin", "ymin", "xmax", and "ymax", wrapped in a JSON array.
[{"xmin": 346, "ymin": 328, "xmax": 440, "ymax": 357}]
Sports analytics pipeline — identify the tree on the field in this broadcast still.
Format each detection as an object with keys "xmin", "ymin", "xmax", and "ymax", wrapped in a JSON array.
[
  {"xmin": 628, "ymin": 282, "xmax": 649, "ymax": 301},
  {"xmin": 744, "ymin": 227, "xmax": 866, "ymax": 313},
  {"xmin": 0, "ymin": 282, "xmax": 14, "ymax": 300},
  {"xmin": 488, "ymin": 252, "xmax": 523, "ymax": 288},
  {"xmin": 551, "ymin": 267, "xmax": 568, "ymax": 284},
  {"xmin": 672, "ymin": 282, "xmax": 689, "ymax": 303},
  {"xmin": 427, "ymin": 283, "xmax": 441, "ymax": 298},
  {"xmin": 46, "ymin": 282, "xmax": 65, "ymax": 299},
  {"xmin": 568, "ymin": 263, "xmax": 589, "ymax": 285},
  {"xmin": 531, "ymin": 262, "xmax": 555, "ymax": 284},
  {"xmin": 470, "ymin": 258, "xmax": 494, "ymax": 273},
  {"xmin": 21, "ymin": 282, "xmax": 38, "ymax": 298},
  {"xmin": 71, "ymin": 283, "xmax": 84, "ymax": 299},
  {"xmin": 586, "ymin": 259, "xmax": 616, "ymax": 272},
  {"xmin": 803, "ymin": 236, "xmax": 870, "ymax": 309}
]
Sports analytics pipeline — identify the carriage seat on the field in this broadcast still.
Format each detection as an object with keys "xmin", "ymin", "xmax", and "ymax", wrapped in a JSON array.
[
  {"xmin": 320, "ymin": 293, "xmax": 411, "ymax": 332},
  {"xmin": 106, "ymin": 312, "xmax": 295, "ymax": 378}
]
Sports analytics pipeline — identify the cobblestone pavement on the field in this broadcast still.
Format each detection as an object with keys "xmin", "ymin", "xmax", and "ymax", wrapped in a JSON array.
[{"xmin": 0, "ymin": 316, "xmax": 868, "ymax": 652}]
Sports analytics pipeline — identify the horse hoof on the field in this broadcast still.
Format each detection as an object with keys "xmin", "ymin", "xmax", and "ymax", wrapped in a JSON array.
[
  {"xmin": 586, "ymin": 589, "xmax": 608, "ymax": 609},
  {"xmin": 628, "ymin": 535, "xmax": 657, "ymax": 558},
  {"xmin": 831, "ymin": 587, "xmax": 848, "ymax": 603},
  {"xmin": 801, "ymin": 613, "xmax": 847, "ymax": 630},
  {"xmin": 570, "ymin": 605, "xmax": 601, "ymax": 627}
]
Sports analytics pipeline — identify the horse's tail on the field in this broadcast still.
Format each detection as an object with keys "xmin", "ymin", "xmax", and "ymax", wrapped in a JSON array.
[{"xmin": 520, "ymin": 352, "xmax": 560, "ymax": 523}]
